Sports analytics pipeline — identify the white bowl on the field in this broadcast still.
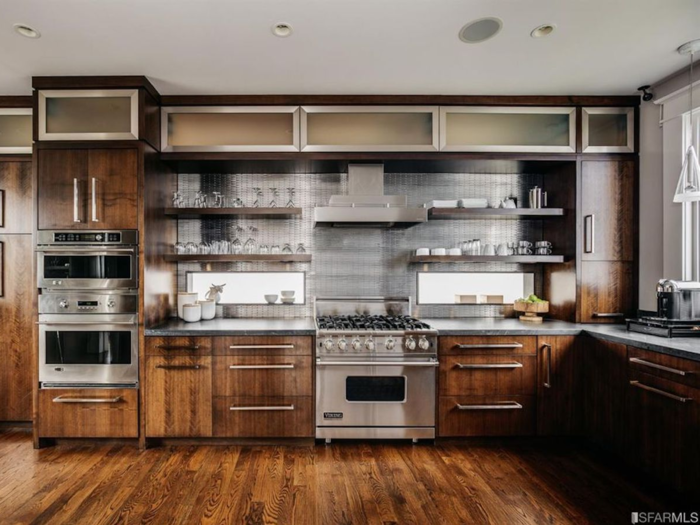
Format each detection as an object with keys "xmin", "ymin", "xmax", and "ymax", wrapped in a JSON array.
[
  {"xmin": 431, "ymin": 248, "xmax": 447, "ymax": 256},
  {"xmin": 280, "ymin": 290, "xmax": 295, "ymax": 298},
  {"xmin": 264, "ymin": 294, "xmax": 279, "ymax": 304},
  {"xmin": 447, "ymin": 248, "xmax": 462, "ymax": 255},
  {"xmin": 281, "ymin": 297, "xmax": 295, "ymax": 304},
  {"xmin": 416, "ymin": 248, "xmax": 430, "ymax": 256}
]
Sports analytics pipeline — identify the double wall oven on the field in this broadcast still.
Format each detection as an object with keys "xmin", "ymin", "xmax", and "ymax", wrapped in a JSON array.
[{"xmin": 37, "ymin": 231, "xmax": 139, "ymax": 388}]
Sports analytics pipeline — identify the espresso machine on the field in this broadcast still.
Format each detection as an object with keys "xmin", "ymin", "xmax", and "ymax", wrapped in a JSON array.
[{"xmin": 627, "ymin": 280, "xmax": 700, "ymax": 337}]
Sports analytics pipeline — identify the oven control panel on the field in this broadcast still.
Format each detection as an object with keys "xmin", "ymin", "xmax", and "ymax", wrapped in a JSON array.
[
  {"xmin": 39, "ymin": 293, "xmax": 138, "ymax": 314},
  {"xmin": 37, "ymin": 230, "xmax": 138, "ymax": 246},
  {"xmin": 317, "ymin": 333, "xmax": 437, "ymax": 356}
]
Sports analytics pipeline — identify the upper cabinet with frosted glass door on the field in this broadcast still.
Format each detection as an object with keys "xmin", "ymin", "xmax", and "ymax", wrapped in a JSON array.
[
  {"xmin": 0, "ymin": 108, "xmax": 32, "ymax": 154},
  {"xmin": 301, "ymin": 106, "xmax": 439, "ymax": 152},
  {"xmin": 37, "ymin": 89, "xmax": 139, "ymax": 141},
  {"xmin": 161, "ymin": 106, "xmax": 300, "ymax": 152},
  {"xmin": 440, "ymin": 106, "xmax": 576, "ymax": 153},
  {"xmin": 582, "ymin": 107, "xmax": 635, "ymax": 153}
]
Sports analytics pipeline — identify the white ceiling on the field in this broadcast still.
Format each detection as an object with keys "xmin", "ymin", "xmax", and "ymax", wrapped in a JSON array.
[{"xmin": 0, "ymin": 0, "xmax": 698, "ymax": 96}]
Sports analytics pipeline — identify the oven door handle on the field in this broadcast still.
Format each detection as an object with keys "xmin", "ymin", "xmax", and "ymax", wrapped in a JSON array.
[
  {"xmin": 316, "ymin": 359, "xmax": 439, "ymax": 367},
  {"xmin": 36, "ymin": 321, "xmax": 137, "ymax": 326},
  {"xmin": 37, "ymin": 248, "xmax": 138, "ymax": 254}
]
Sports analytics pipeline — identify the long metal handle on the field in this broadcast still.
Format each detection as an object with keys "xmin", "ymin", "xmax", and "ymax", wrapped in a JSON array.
[
  {"xmin": 229, "ymin": 405, "xmax": 295, "ymax": 411},
  {"xmin": 316, "ymin": 359, "xmax": 438, "ymax": 367},
  {"xmin": 592, "ymin": 312, "xmax": 625, "ymax": 318},
  {"xmin": 455, "ymin": 362, "xmax": 523, "ymax": 369},
  {"xmin": 53, "ymin": 395, "xmax": 122, "ymax": 404},
  {"xmin": 629, "ymin": 381, "xmax": 692, "ymax": 403},
  {"xmin": 37, "ymin": 321, "xmax": 137, "ymax": 326},
  {"xmin": 155, "ymin": 365, "xmax": 202, "ymax": 370},
  {"xmin": 229, "ymin": 344, "xmax": 295, "ymax": 350},
  {"xmin": 39, "ymin": 248, "xmax": 138, "ymax": 253},
  {"xmin": 584, "ymin": 214, "xmax": 595, "ymax": 253},
  {"xmin": 456, "ymin": 401, "xmax": 523, "ymax": 410},
  {"xmin": 455, "ymin": 343, "xmax": 523, "ymax": 349},
  {"xmin": 156, "ymin": 345, "xmax": 201, "ymax": 351},
  {"xmin": 73, "ymin": 178, "xmax": 81, "ymax": 223},
  {"xmin": 0, "ymin": 188, "xmax": 4, "ymax": 228},
  {"xmin": 229, "ymin": 364, "xmax": 295, "ymax": 370},
  {"xmin": 543, "ymin": 343, "xmax": 552, "ymax": 388},
  {"xmin": 0, "ymin": 241, "xmax": 3, "ymax": 298},
  {"xmin": 629, "ymin": 357, "xmax": 692, "ymax": 377},
  {"xmin": 91, "ymin": 178, "xmax": 99, "ymax": 223}
]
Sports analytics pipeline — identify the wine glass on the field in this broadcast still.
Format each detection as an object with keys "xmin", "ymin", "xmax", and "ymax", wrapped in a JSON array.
[
  {"xmin": 286, "ymin": 188, "xmax": 296, "ymax": 208},
  {"xmin": 269, "ymin": 188, "xmax": 279, "ymax": 208},
  {"xmin": 282, "ymin": 243, "xmax": 294, "ymax": 255},
  {"xmin": 295, "ymin": 243, "xmax": 306, "ymax": 254},
  {"xmin": 252, "ymin": 188, "xmax": 262, "ymax": 208}
]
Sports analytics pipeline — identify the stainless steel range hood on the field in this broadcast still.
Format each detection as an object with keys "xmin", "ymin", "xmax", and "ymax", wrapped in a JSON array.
[{"xmin": 314, "ymin": 164, "xmax": 427, "ymax": 227}]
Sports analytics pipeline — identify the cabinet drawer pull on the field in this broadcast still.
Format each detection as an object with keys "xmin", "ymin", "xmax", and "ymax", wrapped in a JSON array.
[
  {"xmin": 455, "ymin": 343, "xmax": 523, "ymax": 349},
  {"xmin": 155, "ymin": 365, "xmax": 202, "ymax": 370},
  {"xmin": 229, "ymin": 405, "xmax": 295, "ymax": 411},
  {"xmin": 53, "ymin": 395, "xmax": 122, "ymax": 404},
  {"xmin": 592, "ymin": 312, "xmax": 625, "ymax": 318},
  {"xmin": 629, "ymin": 381, "xmax": 692, "ymax": 403},
  {"xmin": 542, "ymin": 343, "xmax": 552, "ymax": 388},
  {"xmin": 584, "ymin": 214, "xmax": 595, "ymax": 253},
  {"xmin": 91, "ymin": 177, "xmax": 99, "ymax": 223},
  {"xmin": 229, "ymin": 344, "xmax": 295, "ymax": 350},
  {"xmin": 229, "ymin": 364, "xmax": 295, "ymax": 370},
  {"xmin": 456, "ymin": 401, "xmax": 523, "ymax": 411},
  {"xmin": 73, "ymin": 178, "xmax": 81, "ymax": 223},
  {"xmin": 156, "ymin": 345, "xmax": 201, "ymax": 351},
  {"xmin": 455, "ymin": 362, "xmax": 523, "ymax": 369},
  {"xmin": 629, "ymin": 357, "xmax": 692, "ymax": 376}
]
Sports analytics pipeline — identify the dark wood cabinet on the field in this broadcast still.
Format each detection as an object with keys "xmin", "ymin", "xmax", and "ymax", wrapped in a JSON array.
[
  {"xmin": 580, "ymin": 261, "xmax": 635, "ymax": 323},
  {"xmin": 536, "ymin": 336, "xmax": 582, "ymax": 436},
  {"xmin": 144, "ymin": 356, "xmax": 213, "ymax": 438},
  {"xmin": 0, "ymin": 161, "xmax": 32, "ymax": 234},
  {"xmin": 37, "ymin": 148, "xmax": 138, "ymax": 230}
]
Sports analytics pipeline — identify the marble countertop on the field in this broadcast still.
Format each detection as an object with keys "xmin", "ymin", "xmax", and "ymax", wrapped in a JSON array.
[
  {"xmin": 145, "ymin": 318, "xmax": 316, "ymax": 336},
  {"xmin": 422, "ymin": 318, "xmax": 582, "ymax": 336}
]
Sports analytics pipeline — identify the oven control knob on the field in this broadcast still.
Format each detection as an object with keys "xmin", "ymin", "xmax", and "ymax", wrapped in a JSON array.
[
  {"xmin": 418, "ymin": 337, "xmax": 431, "ymax": 350},
  {"xmin": 106, "ymin": 299, "xmax": 116, "ymax": 309},
  {"xmin": 95, "ymin": 234, "xmax": 103, "ymax": 241},
  {"xmin": 323, "ymin": 338, "xmax": 334, "ymax": 351},
  {"xmin": 351, "ymin": 338, "xmax": 362, "ymax": 351},
  {"xmin": 405, "ymin": 336, "xmax": 417, "ymax": 351},
  {"xmin": 337, "ymin": 338, "xmax": 347, "ymax": 351},
  {"xmin": 59, "ymin": 299, "xmax": 69, "ymax": 309},
  {"xmin": 365, "ymin": 337, "xmax": 375, "ymax": 351},
  {"xmin": 385, "ymin": 337, "xmax": 396, "ymax": 350}
]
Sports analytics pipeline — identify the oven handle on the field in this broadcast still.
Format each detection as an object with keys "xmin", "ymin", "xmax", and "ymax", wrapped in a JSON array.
[
  {"xmin": 316, "ymin": 359, "xmax": 439, "ymax": 367},
  {"xmin": 37, "ymin": 248, "xmax": 138, "ymax": 254},
  {"xmin": 37, "ymin": 321, "xmax": 137, "ymax": 326},
  {"xmin": 53, "ymin": 395, "xmax": 122, "ymax": 404}
]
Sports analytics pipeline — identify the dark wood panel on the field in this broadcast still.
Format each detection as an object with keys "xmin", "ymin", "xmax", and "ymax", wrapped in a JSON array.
[
  {"xmin": 0, "ymin": 161, "xmax": 32, "ymax": 234},
  {"xmin": 145, "ymin": 336, "xmax": 213, "ymax": 356},
  {"xmin": 0, "ymin": 96, "xmax": 33, "ymax": 108},
  {"xmin": 0, "ymin": 235, "xmax": 33, "ymax": 421},
  {"xmin": 439, "ymin": 355, "xmax": 537, "ymax": 396},
  {"xmin": 580, "ymin": 261, "xmax": 635, "ymax": 323},
  {"xmin": 438, "ymin": 395, "xmax": 536, "ymax": 437},
  {"xmin": 213, "ymin": 336, "xmax": 314, "ymax": 356},
  {"xmin": 87, "ymin": 149, "xmax": 138, "ymax": 230},
  {"xmin": 145, "ymin": 356, "xmax": 212, "ymax": 438},
  {"xmin": 212, "ymin": 396, "xmax": 313, "ymax": 438},
  {"xmin": 32, "ymin": 76, "xmax": 160, "ymax": 103},
  {"xmin": 36, "ymin": 388, "xmax": 138, "ymax": 438},
  {"xmin": 140, "ymin": 89, "xmax": 161, "ymax": 151},
  {"xmin": 628, "ymin": 346, "xmax": 700, "ymax": 390},
  {"xmin": 536, "ymin": 336, "xmax": 583, "ymax": 435},
  {"xmin": 37, "ymin": 149, "xmax": 87, "ymax": 229},
  {"xmin": 581, "ymin": 160, "xmax": 635, "ymax": 262},
  {"xmin": 438, "ymin": 336, "xmax": 537, "ymax": 355},
  {"xmin": 213, "ymin": 356, "xmax": 312, "ymax": 397}
]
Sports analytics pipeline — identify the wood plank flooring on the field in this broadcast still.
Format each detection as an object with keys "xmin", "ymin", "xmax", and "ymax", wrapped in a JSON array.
[{"xmin": 0, "ymin": 427, "xmax": 689, "ymax": 525}]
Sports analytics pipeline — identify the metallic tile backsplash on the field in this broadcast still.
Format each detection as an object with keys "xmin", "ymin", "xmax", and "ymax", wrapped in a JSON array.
[{"xmin": 176, "ymin": 171, "xmax": 545, "ymax": 318}]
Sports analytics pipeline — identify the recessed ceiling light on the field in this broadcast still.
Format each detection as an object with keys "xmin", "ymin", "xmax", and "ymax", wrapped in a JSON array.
[
  {"xmin": 458, "ymin": 17, "xmax": 503, "ymax": 44},
  {"xmin": 272, "ymin": 23, "xmax": 293, "ymax": 38},
  {"xmin": 13, "ymin": 23, "xmax": 41, "ymax": 39},
  {"xmin": 530, "ymin": 24, "xmax": 556, "ymax": 38}
]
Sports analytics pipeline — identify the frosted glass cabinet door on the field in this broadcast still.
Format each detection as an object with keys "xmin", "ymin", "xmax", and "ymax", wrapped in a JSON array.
[
  {"xmin": 38, "ymin": 90, "xmax": 139, "ymax": 141},
  {"xmin": 301, "ymin": 106, "xmax": 439, "ymax": 151},
  {"xmin": 0, "ymin": 109, "xmax": 32, "ymax": 154},
  {"xmin": 582, "ymin": 107, "xmax": 634, "ymax": 153},
  {"xmin": 162, "ymin": 107, "xmax": 300, "ymax": 152},
  {"xmin": 440, "ymin": 107, "xmax": 576, "ymax": 153}
]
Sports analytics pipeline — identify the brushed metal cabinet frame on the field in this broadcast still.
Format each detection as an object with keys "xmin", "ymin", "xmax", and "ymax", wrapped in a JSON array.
[
  {"xmin": 161, "ymin": 106, "xmax": 301, "ymax": 152},
  {"xmin": 37, "ymin": 89, "xmax": 139, "ymax": 141},
  {"xmin": 0, "ymin": 108, "xmax": 32, "ymax": 154},
  {"xmin": 300, "ymin": 105, "xmax": 440, "ymax": 152},
  {"xmin": 582, "ymin": 107, "xmax": 635, "ymax": 153},
  {"xmin": 439, "ymin": 106, "xmax": 576, "ymax": 153}
]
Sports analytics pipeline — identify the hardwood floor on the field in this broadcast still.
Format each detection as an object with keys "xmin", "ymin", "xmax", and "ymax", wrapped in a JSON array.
[{"xmin": 0, "ymin": 427, "xmax": 689, "ymax": 525}]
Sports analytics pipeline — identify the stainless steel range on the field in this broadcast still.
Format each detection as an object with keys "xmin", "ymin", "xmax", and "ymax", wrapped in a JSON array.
[{"xmin": 315, "ymin": 297, "xmax": 438, "ymax": 443}]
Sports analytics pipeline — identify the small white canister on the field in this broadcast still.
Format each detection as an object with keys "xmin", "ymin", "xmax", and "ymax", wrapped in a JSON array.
[
  {"xmin": 182, "ymin": 303, "xmax": 202, "ymax": 323},
  {"xmin": 198, "ymin": 299, "xmax": 216, "ymax": 320},
  {"xmin": 177, "ymin": 292, "xmax": 199, "ymax": 319}
]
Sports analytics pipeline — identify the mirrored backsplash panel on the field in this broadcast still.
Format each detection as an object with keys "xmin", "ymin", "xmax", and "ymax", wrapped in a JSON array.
[{"xmin": 176, "ymin": 171, "xmax": 547, "ymax": 318}]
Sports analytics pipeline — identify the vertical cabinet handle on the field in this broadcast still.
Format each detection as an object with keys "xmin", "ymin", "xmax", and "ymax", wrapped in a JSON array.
[
  {"xmin": 0, "ymin": 240, "xmax": 4, "ymax": 298},
  {"xmin": 542, "ymin": 343, "xmax": 552, "ymax": 388},
  {"xmin": 584, "ymin": 214, "xmax": 595, "ymax": 253},
  {"xmin": 0, "ymin": 188, "xmax": 5, "ymax": 228},
  {"xmin": 73, "ymin": 178, "xmax": 81, "ymax": 223},
  {"xmin": 91, "ymin": 178, "xmax": 99, "ymax": 223}
]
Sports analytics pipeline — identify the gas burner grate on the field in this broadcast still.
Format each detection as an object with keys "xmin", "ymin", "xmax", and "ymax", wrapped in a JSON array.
[{"xmin": 317, "ymin": 314, "xmax": 433, "ymax": 331}]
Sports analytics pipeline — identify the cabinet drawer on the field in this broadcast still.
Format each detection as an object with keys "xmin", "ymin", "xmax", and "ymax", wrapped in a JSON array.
[
  {"xmin": 146, "ymin": 336, "xmax": 213, "ymax": 356},
  {"xmin": 37, "ymin": 388, "xmax": 138, "ymax": 438},
  {"xmin": 213, "ymin": 336, "xmax": 313, "ymax": 356},
  {"xmin": 440, "ymin": 355, "xmax": 536, "ymax": 396},
  {"xmin": 213, "ymin": 396, "xmax": 313, "ymax": 438},
  {"xmin": 213, "ymin": 356, "xmax": 312, "ymax": 397},
  {"xmin": 438, "ymin": 395, "xmax": 535, "ymax": 437},
  {"xmin": 628, "ymin": 347, "xmax": 700, "ymax": 390},
  {"xmin": 439, "ymin": 336, "xmax": 537, "ymax": 355}
]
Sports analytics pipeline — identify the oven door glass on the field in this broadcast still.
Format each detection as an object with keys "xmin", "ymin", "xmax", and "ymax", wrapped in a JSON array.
[
  {"xmin": 346, "ymin": 376, "xmax": 406, "ymax": 402},
  {"xmin": 43, "ymin": 254, "xmax": 132, "ymax": 280},
  {"xmin": 45, "ymin": 330, "xmax": 132, "ymax": 365}
]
